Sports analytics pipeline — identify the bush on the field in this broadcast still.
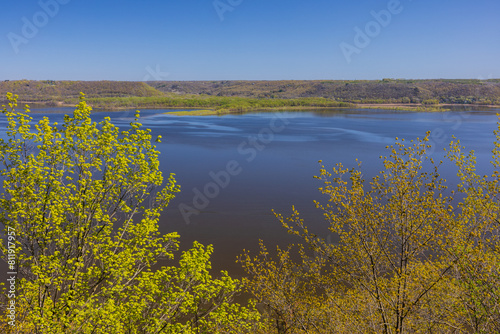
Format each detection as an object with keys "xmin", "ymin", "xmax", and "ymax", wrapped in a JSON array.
[
  {"xmin": 241, "ymin": 128, "xmax": 500, "ymax": 333},
  {"xmin": 0, "ymin": 93, "xmax": 261, "ymax": 333}
]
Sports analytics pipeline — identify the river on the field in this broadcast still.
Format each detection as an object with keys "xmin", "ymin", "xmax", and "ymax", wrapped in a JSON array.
[{"xmin": 2, "ymin": 107, "xmax": 499, "ymax": 277}]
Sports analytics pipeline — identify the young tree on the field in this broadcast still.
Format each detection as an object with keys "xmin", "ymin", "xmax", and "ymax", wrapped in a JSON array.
[
  {"xmin": 238, "ymin": 240, "xmax": 333, "ymax": 334},
  {"xmin": 445, "ymin": 135, "xmax": 500, "ymax": 332},
  {"xmin": 0, "ymin": 93, "xmax": 261, "ymax": 333},
  {"xmin": 241, "ymin": 131, "xmax": 500, "ymax": 333}
]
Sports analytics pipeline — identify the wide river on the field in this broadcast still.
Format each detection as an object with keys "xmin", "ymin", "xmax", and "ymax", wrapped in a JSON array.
[{"xmin": 2, "ymin": 107, "xmax": 499, "ymax": 277}]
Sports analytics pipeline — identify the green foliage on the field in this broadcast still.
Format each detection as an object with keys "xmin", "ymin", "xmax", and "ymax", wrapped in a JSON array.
[
  {"xmin": 0, "ymin": 93, "xmax": 261, "ymax": 333},
  {"xmin": 238, "ymin": 240, "xmax": 335, "ymax": 333},
  {"xmin": 445, "ymin": 133, "xmax": 500, "ymax": 331},
  {"xmin": 2, "ymin": 91, "xmax": 500, "ymax": 333},
  {"xmin": 422, "ymin": 98, "xmax": 440, "ymax": 105},
  {"xmin": 241, "ymin": 125, "xmax": 500, "ymax": 333},
  {"xmin": 84, "ymin": 95, "xmax": 352, "ymax": 113}
]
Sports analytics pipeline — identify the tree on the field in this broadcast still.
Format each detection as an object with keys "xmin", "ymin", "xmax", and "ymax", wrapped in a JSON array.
[
  {"xmin": 0, "ymin": 93, "xmax": 261, "ymax": 333},
  {"xmin": 445, "ymin": 134, "xmax": 500, "ymax": 331},
  {"xmin": 238, "ymin": 240, "xmax": 332, "ymax": 334},
  {"xmin": 241, "ymin": 127, "xmax": 500, "ymax": 333}
]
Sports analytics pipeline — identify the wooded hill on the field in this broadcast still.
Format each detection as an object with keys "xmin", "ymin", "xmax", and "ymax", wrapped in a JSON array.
[
  {"xmin": 0, "ymin": 80, "xmax": 162, "ymax": 105},
  {"xmin": 1, "ymin": 79, "xmax": 500, "ymax": 109},
  {"xmin": 149, "ymin": 79, "xmax": 500, "ymax": 105}
]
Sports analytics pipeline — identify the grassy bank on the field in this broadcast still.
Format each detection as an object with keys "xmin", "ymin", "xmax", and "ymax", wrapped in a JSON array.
[
  {"xmin": 82, "ymin": 95, "xmax": 356, "ymax": 113},
  {"xmin": 9, "ymin": 94, "xmax": 499, "ymax": 115}
]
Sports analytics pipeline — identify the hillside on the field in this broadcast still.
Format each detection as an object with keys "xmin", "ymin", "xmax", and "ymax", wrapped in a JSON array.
[
  {"xmin": 1, "ymin": 79, "xmax": 500, "ymax": 113},
  {"xmin": 149, "ymin": 79, "xmax": 500, "ymax": 105},
  {"xmin": 0, "ymin": 80, "xmax": 163, "ymax": 105}
]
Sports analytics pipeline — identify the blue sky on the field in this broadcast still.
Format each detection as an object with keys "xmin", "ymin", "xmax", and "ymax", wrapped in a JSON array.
[{"xmin": 1, "ymin": 0, "xmax": 499, "ymax": 80}]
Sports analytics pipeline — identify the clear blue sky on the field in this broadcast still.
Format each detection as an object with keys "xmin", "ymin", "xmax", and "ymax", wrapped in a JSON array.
[{"xmin": 1, "ymin": 0, "xmax": 499, "ymax": 81}]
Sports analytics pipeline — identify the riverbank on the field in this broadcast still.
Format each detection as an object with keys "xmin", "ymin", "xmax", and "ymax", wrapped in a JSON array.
[
  {"xmin": 16, "ymin": 100, "xmax": 500, "ymax": 116},
  {"xmin": 167, "ymin": 103, "xmax": 500, "ymax": 116}
]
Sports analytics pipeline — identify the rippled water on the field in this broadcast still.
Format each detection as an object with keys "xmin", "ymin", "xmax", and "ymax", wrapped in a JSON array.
[{"xmin": 2, "ymin": 107, "xmax": 499, "ymax": 276}]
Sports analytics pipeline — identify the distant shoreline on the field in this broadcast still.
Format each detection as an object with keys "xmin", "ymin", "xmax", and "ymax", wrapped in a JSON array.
[{"xmin": 17, "ymin": 100, "xmax": 500, "ymax": 116}]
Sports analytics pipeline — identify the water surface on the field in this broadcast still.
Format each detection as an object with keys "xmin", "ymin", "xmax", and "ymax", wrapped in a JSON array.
[{"xmin": 2, "ymin": 107, "xmax": 499, "ymax": 276}]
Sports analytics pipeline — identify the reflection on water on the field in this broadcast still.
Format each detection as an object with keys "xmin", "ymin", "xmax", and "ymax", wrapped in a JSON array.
[{"xmin": 2, "ymin": 107, "xmax": 499, "ymax": 277}]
